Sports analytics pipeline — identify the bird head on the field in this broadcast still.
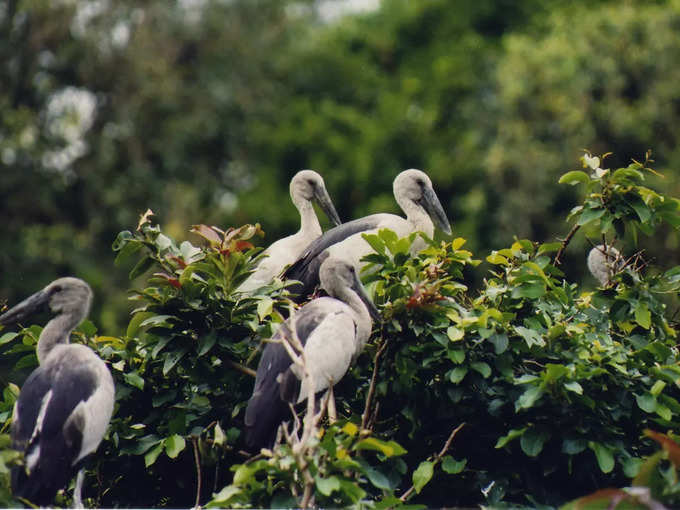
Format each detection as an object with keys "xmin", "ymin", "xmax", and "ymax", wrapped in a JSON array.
[
  {"xmin": 0, "ymin": 277, "xmax": 92, "ymax": 326},
  {"xmin": 290, "ymin": 170, "xmax": 342, "ymax": 226},
  {"xmin": 393, "ymin": 169, "xmax": 452, "ymax": 235},
  {"xmin": 319, "ymin": 257, "xmax": 380, "ymax": 322}
]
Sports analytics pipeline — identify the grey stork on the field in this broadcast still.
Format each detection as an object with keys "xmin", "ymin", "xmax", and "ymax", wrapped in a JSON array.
[
  {"xmin": 245, "ymin": 256, "xmax": 380, "ymax": 450},
  {"xmin": 587, "ymin": 244, "xmax": 623, "ymax": 286},
  {"xmin": 238, "ymin": 170, "xmax": 342, "ymax": 293},
  {"xmin": 284, "ymin": 168, "xmax": 451, "ymax": 298},
  {"xmin": 0, "ymin": 277, "xmax": 114, "ymax": 507}
]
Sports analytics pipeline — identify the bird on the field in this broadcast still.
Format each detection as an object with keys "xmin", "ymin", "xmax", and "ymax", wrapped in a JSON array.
[
  {"xmin": 587, "ymin": 244, "xmax": 623, "ymax": 286},
  {"xmin": 0, "ymin": 277, "xmax": 115, "ymax": 508},
  {"xmin": 284, "ymin": 168, "xmax": 452, "ymax": 298},
  {"xmin": 244, "ymin": 256, "xmax": 380, "ymax": 451},
  {"xmin": 238, "ymin": 170, "xmax": 342, "ymax": 293}
]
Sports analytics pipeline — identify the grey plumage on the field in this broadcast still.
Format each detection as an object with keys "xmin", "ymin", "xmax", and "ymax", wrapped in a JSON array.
[
  {"xmin": 245, "ymin": 257, "xmax": 379, "ymax": 451},
  {"xmin": 284, "ymin": 169, "xmax": 451, "ymax": 299},
  {"xmin": 1, "ymin": 277, "xmax": 114, "ymax": 507},
  {"xmin": 587, "ymin": 244, "xmax": 622, "ymax": 286}
]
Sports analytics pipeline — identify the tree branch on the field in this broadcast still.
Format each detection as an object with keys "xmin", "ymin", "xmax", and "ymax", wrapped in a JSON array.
[
  {"xmin": 400, "ymin": 422, "xmax": 465, "ymax": 502},
  {"xmin": 553, "ymin": 224, "xmax": 581, "ymax": 266},
  {"xmin": 192, "ymin": 437, "xmax": 202, "ymax": 509},
  {"xmin": 225, "ymin": 359, "xmax": 256, "ymax": 378},
  {"xmin": 361, "ymin": 336, "xmax": 389, "ymax": 431}
]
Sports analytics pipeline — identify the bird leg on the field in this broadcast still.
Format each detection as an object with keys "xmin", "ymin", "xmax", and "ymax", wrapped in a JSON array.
[
  {"xmin": 326, "ymin": 384, "xmax": 337, "ymax": 424},
  {"xmin": 73, "ymin": 468, "xmax": 85, "ymax": 509}
]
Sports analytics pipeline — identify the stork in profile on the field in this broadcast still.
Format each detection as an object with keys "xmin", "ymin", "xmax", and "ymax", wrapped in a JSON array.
[
  {"xmin": 245, "ymin": 256, "xmax": 380, "ymax": 451},
  {"xmin": 0, "ymin": 277, "xmax": 115, "ymax": 508},
  {"xmin": 284, "ymin": 169, "xmax": 452, "ymax": 298},
  {"xmin": 238, "ymin": 170, "xmax": 342, "ymax": 293},
  {"xmin": 587, "ymin": 244, "xmax": 623, "ymax": 286}
]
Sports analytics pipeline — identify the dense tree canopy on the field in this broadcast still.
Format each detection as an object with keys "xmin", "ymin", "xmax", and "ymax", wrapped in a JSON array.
[{"xmin": 3, "ymin": 0, "xmax": 680, "ymax": 507}]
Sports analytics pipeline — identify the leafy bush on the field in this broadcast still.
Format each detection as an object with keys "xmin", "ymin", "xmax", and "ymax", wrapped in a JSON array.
[{"xmin": 1, "ymin": 153, "xmax": 680, "ymax": 508}]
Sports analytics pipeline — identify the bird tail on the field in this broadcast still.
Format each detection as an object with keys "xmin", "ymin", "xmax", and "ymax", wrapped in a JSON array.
[{"xmin": 244, "ymin": 385, "xmax": 291, "ymax": 452}]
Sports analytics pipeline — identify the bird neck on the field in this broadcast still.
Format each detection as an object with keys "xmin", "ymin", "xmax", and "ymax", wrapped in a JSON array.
[
  {"xmin": 343, "ymin": 291, "xmax": 373, "ymax": 351},
  {"xmin": 37, "ymin": 314, "xmax": 79, "ymax": 363},
  {"xmin": 399, "ymin": 199, "xmax": 434, "ymax": 239},
  {"xmin": 296, "ymin": 199, "xmax": 322, "ymax": 238}
]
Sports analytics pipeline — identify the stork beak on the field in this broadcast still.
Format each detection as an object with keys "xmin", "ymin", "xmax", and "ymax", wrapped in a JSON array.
[
  {"xmin": 314, "ymin": 187, "xmax": 342, "ymax": 227},
  {"xmin": 351, "ymin": 272, "xmax": 381, "ymax": 323},
  {"xmin": 0, "ymin": 289, "xmax": 49, "ymax": 326},
  {"xmin": 420, "ymin": 186, "xmax": 452, "ymax": 235}
]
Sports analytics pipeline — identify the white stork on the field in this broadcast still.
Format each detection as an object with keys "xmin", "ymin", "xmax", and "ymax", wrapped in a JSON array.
[
  {"xmin": 1, "ymin": 277, "xmax": 114, "ymax": 508},
  {"xmin": 284, "ymin": 168, "xmax": 452, "ymax": 298},
  {"xmin": 238, "ymin": 170, "xmax": 341, "ymax": 293},
  {"xmin": 587, "ymin": 244, "xmax": 623, "ymax": 286},
  {"xmin": 244, "ymin": 256, "xmax": 380, "ymax": 450}
]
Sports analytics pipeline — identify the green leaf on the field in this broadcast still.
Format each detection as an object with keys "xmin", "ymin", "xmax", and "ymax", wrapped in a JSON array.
[
  {"xmin": 636, "ymin": 393, "xmax": 657, "ymax": 413},
  {"xmin": 0, "ymin": 332, "xmax": 19, "ymax": 345},
  {"xmin": 123, "ymin": 371, "xmax": 145, "ymax": 390},
  {"xmin": 129, "ymin": 255, "xmax": 155, "ymax": 280},
  {"xmin": 354, "ymin": 438, "xmax": 406, "ymax": 457},
  {"xmin": 558, "ymin": 170, "xmax": 590, "ymax": 186},
  {"xmin": 577, "ymin": 207, "xmax": 605, "ymax": 226},
  {"xmin": 412, "ymin": 460, "xmax": 434, "ymax": 494},
  {"xmin": 512, "ymin": 282, "xmax": 546, "ymax": 299},
  {"xmin": 126, "ymin": 312, "xmax": 155, "ymax": 338},
  {"xmin": 145, "ymin": 442, "xmax": 164, "ymax": 467},
  {"xmin": 563, "ymin": 381, "xmax": 583, "ymax": 395},
  {"xmin": 489, "ymin": 333, "xmax": 509, "ymax": 354},
  {"xmin": 165, "ymin": 434, "xmax": 186, "ymax": 458},
  {"xmin": 495, "ymin": 427, "xmax": 527, "ymax": 449},
  {"xmin": 630, "ymin": 198, "xmax": 652, "ymax": 223},
  {"xmin": 634, "ymin": 302, "xmax": 651, "ymax": 329},
  {"xmin": 520, "ymin": 428, "xmax": 550, "ymax": 457},
  {"xmin": 256, "ymin": 297, "xmax": 273, "ymax": 321},
  {"xmin": 471, "ymin": 362, "xmax": 491, "ymax": 379},
  {"xmin": 589, "ymin": 442, "xmax": 615, "ymax": 473},
  {"xmin": 208, "ymin": 485, "xmax": 242, "ymax": 507},
  {"xmin": 515, "ymin": 385, "xmax": 544, "ymax": 411},
  {"xmin": 449, "ymin": 367, "xmax": 468, "ymax": 384},
  {"xmin": 562, "ymin": 438, "xmax": 587, "ymax": 455},
  {"xmin": 441, "ymin": 456, "xmax": 467, "ymax": 474},
  {"xmin": 315, "ymin": 475, "xmax": 341, "ymax": 496},
  {"xmin": 446, "ymin": 326, "xmax": 464, "ymax": 342},
  {"xmin": 650, "ymin": 380, "xmax": 666, "ymax": 397},
  {"xmin": 163, "ymin": 348, "xmax": 188, "ymax": 375},
  {"xmin": 447, "ymin": 349, "xmax": 465, "ymax": 364},
  {"xmin": 514, "ymin": 326, "xmax": 545, "ymax": 348}
]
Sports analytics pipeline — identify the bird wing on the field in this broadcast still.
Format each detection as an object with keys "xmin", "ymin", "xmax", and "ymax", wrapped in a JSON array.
[
  {"xmin": 283, "ymin": 215, "xmax": 384, "ymax": 297},
  {"xmin": 295, "ymin": 310, "xmax": 356, "ymax": 402},
  {"xmin": 11, "ymin": 357, "xmax": 100, "ymax": 505},
  {"xmin": 244, "ymin": 299, "xmax": 338, "ymax": 450}
]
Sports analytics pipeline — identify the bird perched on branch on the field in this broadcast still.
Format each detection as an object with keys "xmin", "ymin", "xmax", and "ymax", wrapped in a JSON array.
[
  {"xmin": 587, "ymin": 244, "xmax": 623, "ymax": 286},
  {"xmin": 1, "ymin": 277, "xmax": 114, "ymax": 508},
  {"xmin": 284, "ymin": 169, "xmax": 451, "ymax": 299},
  {"xmin": 245, "ymin": 256, "xmax": 380, "ymax": 451},
  {"xmin": 238, "ymin": 170, "xmax": 341, "ymax": 293}
]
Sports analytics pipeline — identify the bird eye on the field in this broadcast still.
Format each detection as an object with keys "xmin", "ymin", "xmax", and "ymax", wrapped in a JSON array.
[{"xmin": 51, "ymin": 285, "xmax": 62, "ymax": 294}]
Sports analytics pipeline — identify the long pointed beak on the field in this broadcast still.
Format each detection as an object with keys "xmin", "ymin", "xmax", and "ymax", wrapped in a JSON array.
[
  {"xmin": 351, "ymin": 273, "xmax": 381, "ymax": 323},
  {"xmin": 314, "ymin": 187, "xmax": 342, "ymax": 227},
  {"xmin": 0, "ymin": 289, "xmax": 49, "ymax": 326},
  {"xmin": 421, "ymin": 186, "xmax": 452, "ymax": 235}
]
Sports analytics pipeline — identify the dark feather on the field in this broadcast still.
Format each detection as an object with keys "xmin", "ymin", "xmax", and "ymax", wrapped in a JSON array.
[
  {"xmin": 244, "ymin": 302, "xmax": 330, "ymax": 450},
  {"xmin": 11, "ymin": 361, "xmax": 98, "ymax": 506},
  {"xmin": 284, "ymin": 216, "xmax": 381, "ymax": 299}
]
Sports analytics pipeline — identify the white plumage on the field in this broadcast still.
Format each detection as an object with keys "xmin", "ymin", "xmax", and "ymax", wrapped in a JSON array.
[
  {"xmin": 587, "ymin": 244, "xmax": 623, "ymax": 286},
  {"xmin": 245, "ymin": 257, "xmax": 379, "ymax": 450},
  {"xmin": 239, "ymin": 170, "xmax": 341, "ymax": 292},
  {"xmin": 285, "ymin": 169, "xmax": 452, "ymax": 298}
]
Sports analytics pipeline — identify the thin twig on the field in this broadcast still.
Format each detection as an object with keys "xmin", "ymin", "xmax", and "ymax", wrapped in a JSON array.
[
  {"xmin": 553, "ymin": 224, "xmax": 581, "ymax": 266},
  {"xmin": 224, "ymin": 359, "xmax": 256, "ymax": 378},
  {"xmin": 192, "ymin": 437, "xmax": 202, "ymax": 509},
  {"xmin": 399, "ymin": 422, "xmax": 466, "ymax": 502},
  {"xmin": 361, "ymin": 336, "xmax": 389, "ymax": 431}
]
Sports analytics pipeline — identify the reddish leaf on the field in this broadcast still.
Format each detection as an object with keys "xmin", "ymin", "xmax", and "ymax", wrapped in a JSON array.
[
  {"xmin": 645, "ymin": 429, "xmax": 680, "ymax": 468},
  {"xmin": 166, "ymin": 255, "xmax": 187, "ymax": 269},
  {"xmin": 233, "ymin": 240, "xmax": 254, "ymax": 252},
  {"xmin": 191, "ymin": 224, "xmax": 222, "ymax": 244},
  {"xmin": 565, "ymin": 488, "xmax": 629, "ymax": 510},
  {"xmin": 153, "ymin": 272, "xmax": 181, "ymax": 289}
]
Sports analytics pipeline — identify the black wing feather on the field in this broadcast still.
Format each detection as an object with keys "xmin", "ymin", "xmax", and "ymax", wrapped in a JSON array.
[
  {"xmin": 284, "ymin": 216, "xmax": 382, "ymax": 298},
  {"xmin": 244, "ymin": 302, "xmax": 330, "ymax": 450},
  {"xmin": 11, "ymin": 361, "xmax": 98, "ymax": 506}
]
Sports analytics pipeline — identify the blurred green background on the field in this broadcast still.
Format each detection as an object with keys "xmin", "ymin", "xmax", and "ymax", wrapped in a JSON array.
[{"xmin": 3, "ymin": 0, "xmax": 680, "ymax": 334}]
